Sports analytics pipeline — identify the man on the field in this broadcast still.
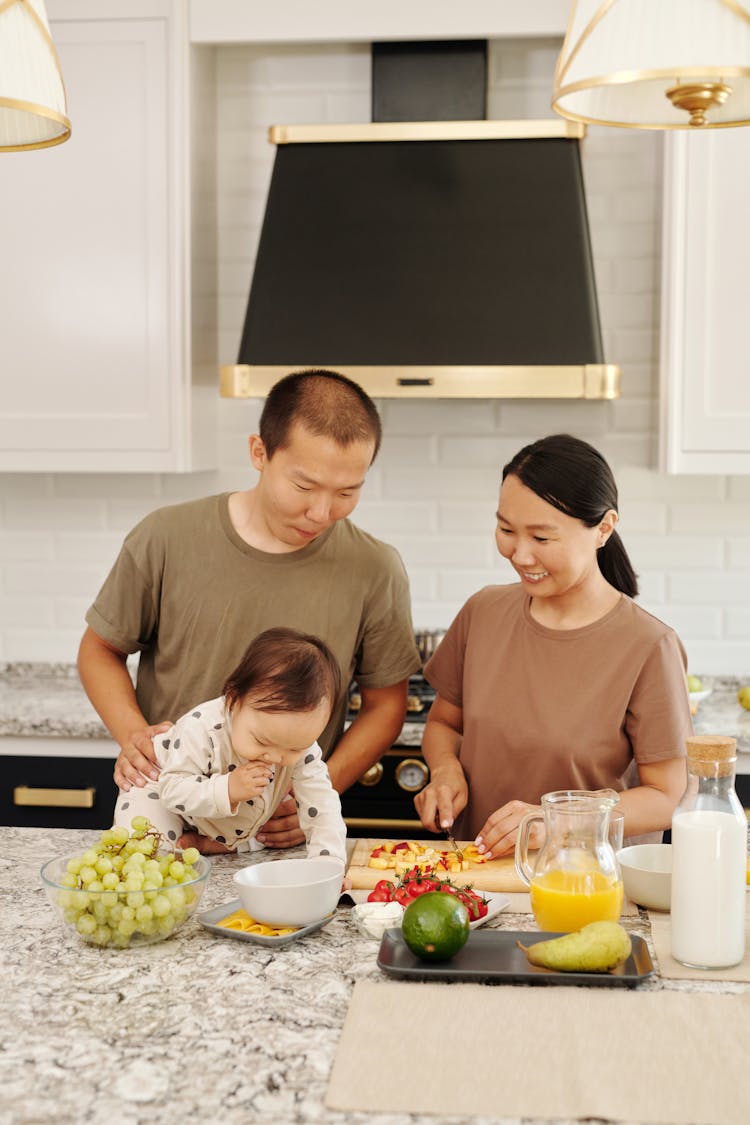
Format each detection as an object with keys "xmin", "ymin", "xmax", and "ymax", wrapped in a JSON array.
[{"xmin": 78, "ymin": 369, "xmax": 420, "ymax": 852}]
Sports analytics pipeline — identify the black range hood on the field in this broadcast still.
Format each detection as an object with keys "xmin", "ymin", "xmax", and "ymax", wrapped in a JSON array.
[{"xmin": 221, "ymin": 42, "xmax": 619, "ymax": 401}]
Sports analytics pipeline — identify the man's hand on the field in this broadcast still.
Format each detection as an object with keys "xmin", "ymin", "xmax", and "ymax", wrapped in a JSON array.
[
  {"xmin": 255, "ymin": 793, "xmax": 305, "ymax": 849},
  {"xmin": 228, "ymin": 761, "xmax": 275, "ymax": 805},
  {"xmin": 115, "ymin": 722, "xmax": 173, "ymax": 790},
  {"xmin": 177, "ymin": 831, "xmax": 231, "ymax": 856}
]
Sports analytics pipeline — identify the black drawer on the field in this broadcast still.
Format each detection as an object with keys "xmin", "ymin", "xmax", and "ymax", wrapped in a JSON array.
[{"xmin": 1, "ymin": 755, "xmax": 118, "ymax": 829}]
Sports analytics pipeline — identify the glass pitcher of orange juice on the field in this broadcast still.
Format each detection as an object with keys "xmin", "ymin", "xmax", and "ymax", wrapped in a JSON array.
[{"xmin": 514, "ymin": 789, "xmax": 623, "ymax": 932}]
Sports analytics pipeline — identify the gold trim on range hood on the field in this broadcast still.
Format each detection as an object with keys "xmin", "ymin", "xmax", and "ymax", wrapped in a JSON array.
[
  {"xmin": 269, "ymin": 120, "xmax": 585, "ymax": 143},
  {"xmin": 221, "ymin": 364, "xmax": 621, "ymax": 401}
]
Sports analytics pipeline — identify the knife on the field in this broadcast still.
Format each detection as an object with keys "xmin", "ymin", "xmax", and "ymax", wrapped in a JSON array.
[{"xmin": 434, "ymin": 812, "xmax": 463, "ymax": 861}]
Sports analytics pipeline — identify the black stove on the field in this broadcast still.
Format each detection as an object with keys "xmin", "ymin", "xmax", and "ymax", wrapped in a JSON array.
[
  {"xmin": 342, "ymin": 671, "xmax": 438, "ymax": 837},
  {"xmin": 346, "ymin": 673, "xmax": 435, "ymax": 725}
]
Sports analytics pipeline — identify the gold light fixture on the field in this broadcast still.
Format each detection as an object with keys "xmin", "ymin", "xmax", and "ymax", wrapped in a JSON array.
[
  {"xmin": 553, "ymin": 0, "xmax": 750, "ymax": 129},
  {"xmin": 0, "ymin": 0, "xmax": 70, "ymax": 151}
]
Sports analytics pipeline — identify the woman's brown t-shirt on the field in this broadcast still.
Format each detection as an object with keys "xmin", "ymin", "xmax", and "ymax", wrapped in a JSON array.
[{"xmin": 423, "ymin": 584, "xmax": 692, "ymax": 841}]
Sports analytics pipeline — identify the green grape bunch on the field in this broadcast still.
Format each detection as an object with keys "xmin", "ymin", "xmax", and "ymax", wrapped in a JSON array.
[{"xmin": 52, "ymin": 817, "xmax": 206, "ymax": 948}]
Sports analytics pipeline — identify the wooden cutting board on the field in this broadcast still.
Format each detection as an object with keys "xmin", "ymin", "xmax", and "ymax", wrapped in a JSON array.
[{"xmin": 346, "ymin": 837, "xmax": 528, "ymax": 893}]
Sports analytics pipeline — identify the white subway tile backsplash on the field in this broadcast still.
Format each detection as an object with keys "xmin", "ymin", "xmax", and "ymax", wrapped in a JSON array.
[
  {"xmin": 727, "ymin": 477, "xmax": 750, "ymax": 500},
  {"xmin": 618, "ymin": 364, "xmax": 655, "ymax": 397},
  {"xmin": 618, "ymin": 501, "xmax": 668, "ymax": 534},
  {"xmin": 5, "ymin": 564, "xmax": 105, "ymax": 598},
  {"xmin": 352, "ymin": 504, "xmax": 435, "ymax": 536},
  {"xmin": 381, "ymin": 400, "xmax": 498, "ymax": 435},
  {"xmin": 614, "ymin": 258, "xmax": 659, "ymax": 294},
  {"xmin": 613, "ymin": 188, "xmax": 660, "ymax": 224},
  {"xmin": 3, "ymin": 498, "xmax": 107, "ymax": 532},
  {"xmin": 633, "ymin": 573, "xmax": 666, "ymax": 603},
  {"xmin": 668, "ymin": 573, "xmax": 750, "ymax": 604},
  {"xmin": 55, "ymin": 598, "xmax": 94, "ymax": 629},
  {"xmin": 397, "ymin": 536, "xmax": 495, "ymax": 571},
  {"xmin": 52, "ymin": 475, "xmax": 160, "ymax": 500},
  {"xmin": 5, "ymin": 629, "xmax": 81, "ymax": 663},
  {"xmin": 439, "ymin": 568, "xmax": 509, "ymax": 605},
  {"xmin": 629, "ymin": 535, "xmax": 723, "ymax": 570},
  {"xmin": 381, "ymin": 466, "xmax": 501, "ymax": 500},
  {"xmin": 0, "ymin": 596, "xmax": 54, "ymax": 627},
  {"xmin": 1, "ymin": 37, "xmax": 749, "ymax": 675},
  {"xmin": 438, "ymin": 435, "xmax": 518, "ymax": 468},
  {"xmin": 669, "ymin": 502, "xmax": 750, "ymax": 534},
  {"xmin": 728, "ymin": 539, "xmax": 750, "ymax": 568},
  {"xmin": 723, "ymin": 607, "xmax": 750, "ymax": 640},
  {"xmin": 618, "ymin": 466, "xmax": 726, "ymax": 502},
  {"xmin": 609, "ymin": 397, "xmax": 657, "ymax": 434},
  {"xmin": 0, "ymin": 533, "xmax": 54, "ymax": 562},
  {"xmin": 642, "ymin": 605, "xmax": 722, "ymax": 639},
  {"xmin": 438, "ymin": 502, "xmax": 498, "ymax": 534},
  {"xmin": 611, "ymin": 328, "xmax": 659, "ymax": 364},
  {"xmin": 379, "ymin": 435, "xmax": 437, "ymax": 466},
  {"xmin": 499, "ymin": 401, "xmax": 609, "ymax": 436},
  {"xmin": 682, "ymin": 640, "xmax": 750, "ymax": 675},
  {"xmin": 55, "ymin": 533, "xmax": 126, "ymax": 564}
]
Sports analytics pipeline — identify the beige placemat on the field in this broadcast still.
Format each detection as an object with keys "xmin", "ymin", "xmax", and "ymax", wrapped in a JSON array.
[
  {"xmin": 327, "ymin": 980, "xmax": 750, "ymax": 1123},
  {"xmin": 503, "ymin": 891, "xmax": 637, "ymax": 916},
  {"xmin": 649, "ymin": 895, "xmax": 750, "ymax": 981}
]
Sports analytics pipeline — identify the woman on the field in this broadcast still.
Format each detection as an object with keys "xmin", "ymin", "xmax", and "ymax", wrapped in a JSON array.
[{"xmin": 415, "ymin": 434, "xmax": 692, "ymax": 857}]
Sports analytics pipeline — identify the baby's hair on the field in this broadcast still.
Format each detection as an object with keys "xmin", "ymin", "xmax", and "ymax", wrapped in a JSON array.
[{"xmin": 223, "ymin": 627, "xmax": 342, "ymax": 715}]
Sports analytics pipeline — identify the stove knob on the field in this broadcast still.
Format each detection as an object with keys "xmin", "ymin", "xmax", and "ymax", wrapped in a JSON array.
[
  {"xmin": 358, "ymin": 762, "xmax": 384, "ymax": 787},
  {"xmin": 395, "ymin": 758, "xmax": 429, "ymax": 793}
]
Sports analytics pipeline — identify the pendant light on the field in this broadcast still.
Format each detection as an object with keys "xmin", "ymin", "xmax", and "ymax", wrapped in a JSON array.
[
  {"xmin": 0, "ymin": 0, "xmax": 70, "ymax": 151},
  {"xmin": 553, "ymin": 0, "xmax": 750, "ymax": 129}
]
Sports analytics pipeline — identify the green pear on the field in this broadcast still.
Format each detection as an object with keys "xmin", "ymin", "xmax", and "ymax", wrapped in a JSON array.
[
  {"xmin": 687, "ymin": 674, "xmax": 704, "ymax": 693},
  {"xmin": 517, "ymin": 921, "xmax": 632, "ymax": 973},
  {"xmin": 738, "ymin": 686, "xmax": 750, "ymax": 711}
]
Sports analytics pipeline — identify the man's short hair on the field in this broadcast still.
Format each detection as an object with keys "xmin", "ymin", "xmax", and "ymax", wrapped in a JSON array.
[{"xmin": 259, "ymin": 369, "xmax": 382, "ymax": 461}]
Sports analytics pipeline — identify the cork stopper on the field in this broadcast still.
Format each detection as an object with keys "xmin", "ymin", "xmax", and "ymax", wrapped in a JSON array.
[{"xmin": 685, "ymin": 734, "xmax": 737, "ymax": 778}]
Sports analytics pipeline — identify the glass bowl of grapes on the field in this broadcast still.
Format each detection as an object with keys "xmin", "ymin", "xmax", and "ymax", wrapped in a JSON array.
[{"xmin": 40, "ymin": 816, "xmax": 211, "ymax": 948}]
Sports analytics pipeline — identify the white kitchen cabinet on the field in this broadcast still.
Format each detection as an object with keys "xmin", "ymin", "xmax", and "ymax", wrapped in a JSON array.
[
  {"xmin": 659, "ymin": 128, "xmax": 750, "ymax": 474},
  {"xmin": 0, "ymin": 0, "xmax": 217, "ymax": 473}
]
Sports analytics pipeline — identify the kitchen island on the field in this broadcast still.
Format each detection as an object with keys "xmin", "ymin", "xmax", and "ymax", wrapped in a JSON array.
[{"xmin": 4, "ymin": 826, "xmax": 749, "ymax": 1125}]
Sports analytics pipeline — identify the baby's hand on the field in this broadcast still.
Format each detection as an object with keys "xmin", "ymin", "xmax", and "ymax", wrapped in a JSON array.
[{"xmin": 228, "ymin": 761, "xmax": 275, "ymax": 805}]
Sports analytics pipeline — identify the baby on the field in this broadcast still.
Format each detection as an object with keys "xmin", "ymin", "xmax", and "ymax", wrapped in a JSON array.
[{"xmin": 114, "ymin": 627, "xmax": 346, "ymax": 863}]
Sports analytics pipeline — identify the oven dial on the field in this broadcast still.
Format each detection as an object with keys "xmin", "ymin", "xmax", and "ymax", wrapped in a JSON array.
[
  {"xmin": 358, "ymin": 762, "xmax": 384, "ymax": 787},
  {"xmin": 395, "ymin": 758, "xmax": 429, "ymax": 793}
]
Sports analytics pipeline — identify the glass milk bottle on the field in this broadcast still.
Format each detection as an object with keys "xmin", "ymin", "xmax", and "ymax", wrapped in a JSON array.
[{"xmin": 671, "ymin": 735, "xmax": 747, "ymax": 969}]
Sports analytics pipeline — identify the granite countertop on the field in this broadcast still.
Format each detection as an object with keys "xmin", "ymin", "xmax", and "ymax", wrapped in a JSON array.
[
  {"xmin": 2, "ymin": 664, "xmax": 750, "ymax": 753},
  {"xmin": 0, "ymin": 662, "xmax": 427, "ymax": 745},
  {"xmin": 3, "ymin": 826, "xmax": 747, "ymax": 1125}
]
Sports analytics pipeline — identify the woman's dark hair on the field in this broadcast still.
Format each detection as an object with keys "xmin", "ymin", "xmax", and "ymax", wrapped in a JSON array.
[
  {"xmin": 223, "ymin": 627, "xmax": 342, "ymax": 715},
  {"xmin": 260, "ymin": 369, "xmax": 382, "ymax": 461},
  {"xmin": 502, "ymin": 433, "xmax": 639, "ymax": 598}
]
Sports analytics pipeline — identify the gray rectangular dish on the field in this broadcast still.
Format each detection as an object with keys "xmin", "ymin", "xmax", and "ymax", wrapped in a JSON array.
[
  {"xmin": 199, "ymin": 898, "xmax": 335, "ymax": 947},
  {"xmin": 377, "ymin": 928, "xmax": 654, "ymax": 986}
]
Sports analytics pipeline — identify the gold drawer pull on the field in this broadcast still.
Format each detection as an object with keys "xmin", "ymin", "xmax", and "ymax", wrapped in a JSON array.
[{"xmin": 14, "ymin": 786, "xmax": 95, "ymax": 809}]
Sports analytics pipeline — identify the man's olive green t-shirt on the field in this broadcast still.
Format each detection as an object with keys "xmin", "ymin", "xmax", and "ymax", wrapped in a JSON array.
[
  {"xmin": 86, "ymin": 494, "xmax": 420, "ymax": 755},
  {"xmin": 424, "ymin": 583, "xmax": 693, "ymax": 840}
]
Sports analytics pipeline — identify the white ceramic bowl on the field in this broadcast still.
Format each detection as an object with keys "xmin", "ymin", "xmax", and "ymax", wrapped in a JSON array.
[
  {"xmin": 618, "ymin": 843, "xmax": 672, "ymax": 911},
  {"xmin": 689, "ymin": 689, "xmax": 712, "ymax": 706},
  {"xmin": 233, "ymin": 856, "xmax": 344, "ymax": 927}
]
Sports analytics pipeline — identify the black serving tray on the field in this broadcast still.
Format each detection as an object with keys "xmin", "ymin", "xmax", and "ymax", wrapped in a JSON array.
[{"xmin": 377, "ymin": 928, "xmax": 654, "ymax": 987}]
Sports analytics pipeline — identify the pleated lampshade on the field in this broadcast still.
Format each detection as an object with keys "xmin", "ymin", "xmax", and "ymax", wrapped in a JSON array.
[
  {"xmin": 0, "ymin": 0, "xmax": 70, "ymax": 151},
  {"xmin": 553, "ymin": 0, "xmax": 750, "ymax": 129}
]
